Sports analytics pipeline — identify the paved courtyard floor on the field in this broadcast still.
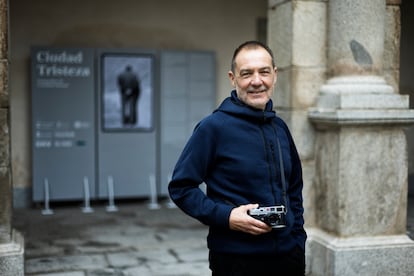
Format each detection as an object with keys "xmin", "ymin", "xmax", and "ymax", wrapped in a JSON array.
[
  {"xmin": 11, "ymin": 196, "xmax": 414, "ymax": 276},
  {"xmin": 13, "ymin": 200, "xmax": 210, "ymax": 276}
]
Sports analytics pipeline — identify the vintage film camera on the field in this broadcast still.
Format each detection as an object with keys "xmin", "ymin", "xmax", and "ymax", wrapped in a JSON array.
[{"xmin": 248, "ymin": 205, "xmax": 286, "ymax": 229}]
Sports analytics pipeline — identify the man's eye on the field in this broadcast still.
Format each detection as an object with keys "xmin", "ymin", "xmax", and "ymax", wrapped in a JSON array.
[{"xmin": 240, "ymin": 72, "xmax": 252, "ymax": 78}]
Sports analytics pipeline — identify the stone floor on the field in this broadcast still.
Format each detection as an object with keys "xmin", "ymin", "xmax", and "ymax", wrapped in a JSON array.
[
  {"xmin": 13, "ymin": 200, "xmax": 210, "ymax": 276},
  {"xmin": 11, "ymin": 196, "xmax": 414, "ymax": 276}
]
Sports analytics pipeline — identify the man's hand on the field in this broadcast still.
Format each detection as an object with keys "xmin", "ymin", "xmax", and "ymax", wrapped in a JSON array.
[{"xmin": 229, "ymin": 204, "xmax": 272, "ymax": 235}]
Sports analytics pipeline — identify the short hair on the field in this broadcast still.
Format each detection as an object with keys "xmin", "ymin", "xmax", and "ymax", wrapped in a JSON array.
[{"xmin": 231, "ymin": 41, "xmax": 276, "ymax": 73}]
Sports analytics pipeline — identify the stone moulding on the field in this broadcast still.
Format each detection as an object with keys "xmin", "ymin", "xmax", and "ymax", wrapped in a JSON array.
[
  {"xmin": 0, "ymin": 229, "xmax": 24, "ymax": 276},
  {"xmin": 319, "ymin": 76, "xmax": 394, "ymax": 94},
  {"xmin": 308, "ymin": 108, "xmax": 414, "ymax": 127},
  {"xmin": 308, "ymin": 75, "xmax": 414, "ymax": 127},
  {"xmin": 0, "ymin": 229, "xmax": 24, "ymax": 256},
  {"xmin": 307, "ymin": 228, "xmax": 414, "ymax": 250},
  {"xmin": 306, "ymin": 227, "xmax": 414, "ymax": 276}
]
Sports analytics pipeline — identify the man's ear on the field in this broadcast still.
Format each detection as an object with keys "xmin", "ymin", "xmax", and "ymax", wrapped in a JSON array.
[
  {"xmin": 273, "ymin": 67, "xmax": 278, "ymax": 85},
  {"xmin": 228, "ymin": 71, "xmax": 236, "ymax": 87}
]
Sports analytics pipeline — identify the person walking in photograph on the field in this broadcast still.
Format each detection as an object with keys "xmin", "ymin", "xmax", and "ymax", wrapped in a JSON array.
[{"xmin": 117, "ymin": 65, "xmax": 141, "ymax": 126}]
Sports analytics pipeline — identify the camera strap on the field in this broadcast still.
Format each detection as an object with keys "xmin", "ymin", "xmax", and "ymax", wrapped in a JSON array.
[{"xmin": 276, "ymin": 134, "xmax": 288, "ymax": 214}]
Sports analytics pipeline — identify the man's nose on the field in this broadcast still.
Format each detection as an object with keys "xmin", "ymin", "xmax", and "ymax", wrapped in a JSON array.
[{"xmin": 251, "ymin": 72, "xmax": 262, "ymax": 85}]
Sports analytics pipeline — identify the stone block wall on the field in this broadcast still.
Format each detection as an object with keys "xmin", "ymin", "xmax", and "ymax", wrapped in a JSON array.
[
  {"xmin": 314, "ymin": 126, "xmax": 408, "ymax": 236},
  {"xmin": 384, "ymin": 0, "xmax": 401, "ymax": 92},
  {"xmin": 268, "ymin": 0, "xmax": 328, "ymax": 227},
  {"xmin": 0, "ymin": 0, "xmax": 11, "ymax": 244},
  {"xmin": 0, "ymin": 0, "xmax": 24, "ymax": 273}
]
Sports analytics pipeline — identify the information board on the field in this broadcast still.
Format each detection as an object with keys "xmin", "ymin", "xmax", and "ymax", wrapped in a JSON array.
[
  {"xmin": 31, "ymin": 47, "xmax": 96, "ymax": 201},
  {"xmin": 31, "ymin": 47, "xmax": 216, "ymax": 203},
  {"xmin": 96, "ymin": 49, "xmax": 158, "ymax": 199}
]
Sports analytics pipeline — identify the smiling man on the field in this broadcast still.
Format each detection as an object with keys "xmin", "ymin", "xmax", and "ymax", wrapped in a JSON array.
[
  {"xmin": 228, "ymin": 42, "xmax": 277, "ymax": 111},
  {"xmin": 169, "ymin": 41, "xmax": 306, "ymax": 276}
]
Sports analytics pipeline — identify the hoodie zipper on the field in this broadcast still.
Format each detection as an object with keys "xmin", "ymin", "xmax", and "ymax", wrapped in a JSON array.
[{"xmin": 260, "ymin": 125, "xmax": 277, "ymax": 205}]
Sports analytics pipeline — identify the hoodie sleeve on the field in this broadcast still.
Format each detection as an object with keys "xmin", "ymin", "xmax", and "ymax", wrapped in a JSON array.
[{"xmin": 168, "ymin": 119, "xmax": 234, "ymax": 228}]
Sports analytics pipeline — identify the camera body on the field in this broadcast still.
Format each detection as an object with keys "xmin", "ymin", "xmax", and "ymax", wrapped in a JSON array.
[{"xmin": 248, "ymin": 205, "xmax": 286, "ymax": 229}]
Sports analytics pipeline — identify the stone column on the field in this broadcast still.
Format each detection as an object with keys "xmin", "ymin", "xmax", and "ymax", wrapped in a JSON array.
[
  {"xmin": 0, "ymin": 0, "xmax": 24, "ymax": 274},
  {"xmin": 308, "ymin": 0, "xmax": 414, "ymax": 275},
  {"xmin": 268, "ymin": 0, "xmax": 327, "ymax": 228}
]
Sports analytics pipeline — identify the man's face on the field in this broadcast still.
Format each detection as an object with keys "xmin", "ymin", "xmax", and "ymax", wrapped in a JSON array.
[{"xmin": 228, "ymin": 47, "xmax": 277, "ymax": 110}]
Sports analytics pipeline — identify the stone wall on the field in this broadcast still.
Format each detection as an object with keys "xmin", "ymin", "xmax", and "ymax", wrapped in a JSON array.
[
  {"xmin": 0, "ymin": 0, "xmax": 25, "ymax": 274},
  {"xmin": 299, "ymin": 0, "xmax": 414, "ymax": 274},
  {"xmin": 267, "ymin": 0, "xmax": 414, "ymax": 228},
  {"xmin": 0, "ymin": 0, "xmax": 10, "ymax": 244},
  {"xmin": 267, "ymin": 0, "xmax": 328, "ymax": 227}
]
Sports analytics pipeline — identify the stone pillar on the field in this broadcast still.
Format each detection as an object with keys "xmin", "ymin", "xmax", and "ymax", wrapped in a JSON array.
[
  {"xmin": 268, "ymin": 0, "xmax": 327, "ymax": 227},
  {"xmin": 307, "ymin": 0, "xmax": 414, "ymax": 275},
  {"xmin": 0, "ymin": 0, "xmax": 24, "ymax": 274}
]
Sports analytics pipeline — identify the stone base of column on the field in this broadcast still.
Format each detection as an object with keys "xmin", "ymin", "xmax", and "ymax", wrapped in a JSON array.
[
  {"xmin": 0, "ymin": 229, "xmax": 24, "ymax": 276},
  {"xmin": 306, "ymin": 228, "xmax": 414, "ymax": 276}
]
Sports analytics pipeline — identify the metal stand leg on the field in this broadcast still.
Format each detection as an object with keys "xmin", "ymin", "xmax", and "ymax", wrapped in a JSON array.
[
  {"xmin": 41, "ymin": 178, "xmax": 54, "ymax": 215},
  {"xmin": 165, "ymin": 173, "xmax": 177, "ymax": 209},
  {"xmin": 81, "ymin": 177, "xmax": 94, "ymax": 213},
  {"xmin": 147, "ymin": 174, "xmax": 160, "ymax": 210},
  {"xmin": 106, "ymin": 176, "xmax": 118, "ymax": 212}
]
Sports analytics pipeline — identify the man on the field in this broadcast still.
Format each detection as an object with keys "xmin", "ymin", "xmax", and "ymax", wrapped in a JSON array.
[
  {"xmin": 117, "ymin": 65, "xmax": 141, "ymax": 125},
  {"xmin": 168, "ymin": 41, "xmax": 306, "ymax": 275}
]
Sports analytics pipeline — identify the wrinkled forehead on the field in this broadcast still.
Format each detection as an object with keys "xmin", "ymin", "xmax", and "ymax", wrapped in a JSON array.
[{"xmin": 234, "ymin": 48, "xmax": 274, "ymax": 71}]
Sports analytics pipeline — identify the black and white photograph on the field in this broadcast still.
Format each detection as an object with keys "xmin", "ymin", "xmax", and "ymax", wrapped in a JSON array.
[{"xmin": 101, "ymin": 53, "xmax": 154, "ymax": 131}]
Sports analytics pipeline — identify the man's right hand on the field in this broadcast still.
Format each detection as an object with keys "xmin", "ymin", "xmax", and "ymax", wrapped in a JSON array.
[{"xmin": 229, "ymin": 204, "xmax": 272, "ymax": 235}]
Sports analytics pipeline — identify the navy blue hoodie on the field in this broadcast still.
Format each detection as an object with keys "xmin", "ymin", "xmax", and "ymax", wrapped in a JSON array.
[{"xmin": 168, "ymin": 90, "xmax": 306, "ymax": 255}]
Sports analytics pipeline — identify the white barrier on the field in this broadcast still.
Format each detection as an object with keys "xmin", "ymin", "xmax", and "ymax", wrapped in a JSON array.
[
  {"xmin": 106, "ymin": 175, "xmax": 118, "ymax": 212},
  {"xmin": 81, "ymin": 177, "xmax": 94, "ymax": 213},
  {"xmin": 165, "ymin": 173, "xmax": 177, "ymax": 209},
  {"xmin": 41, "ymin": 178, "xmax": 54, "ymax": 215},
  {"xmin": 147, "ymin": 174, "xmax": 160, "ymax": 209}
]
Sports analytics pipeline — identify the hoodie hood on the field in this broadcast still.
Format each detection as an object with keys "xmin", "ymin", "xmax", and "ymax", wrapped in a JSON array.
[{"xmin": 215, "ymin": 90, "xmax": 276, "ymax": 122}]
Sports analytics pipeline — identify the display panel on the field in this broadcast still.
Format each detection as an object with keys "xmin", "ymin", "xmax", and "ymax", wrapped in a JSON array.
[
  {"xmin": 101, "ymin": 53, "xmax": 154, "ymax": 131},
  {"xmin": 31, "ymin": 47, "xmax": 96, "ymax": 201}
]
